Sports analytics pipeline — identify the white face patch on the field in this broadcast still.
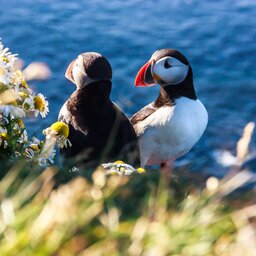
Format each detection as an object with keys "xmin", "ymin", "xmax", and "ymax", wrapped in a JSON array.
[
  {"xmin": 71, "ymin": 55, "xmax": 100, "ymax": 88},
  {"xmin": 72, "ymin": 55, "xmax": 86, "ymax": 83},
  {"xmin": 153, "ymin": 57, "xmax": 189, "ymax": 85}
]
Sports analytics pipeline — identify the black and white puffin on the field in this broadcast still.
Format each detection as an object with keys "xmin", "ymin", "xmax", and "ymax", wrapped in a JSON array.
[
  {"xmin": 131, "ymin": 49, "xmax": 208, "ymax": 168},
  {"xmin": 58, "ymin": 52, "xmax": 139, "ymax": 167}
]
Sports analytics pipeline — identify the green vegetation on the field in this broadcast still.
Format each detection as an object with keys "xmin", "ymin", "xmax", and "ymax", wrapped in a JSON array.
[{"xmin": 0, "ymin": 162, "xmax": 256, "ymax": 255}]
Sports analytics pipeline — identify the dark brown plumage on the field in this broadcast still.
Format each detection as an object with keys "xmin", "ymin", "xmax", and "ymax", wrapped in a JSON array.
[{"xmin": 59, "ymin": 53, "xmax": 139, "ymax": 167}]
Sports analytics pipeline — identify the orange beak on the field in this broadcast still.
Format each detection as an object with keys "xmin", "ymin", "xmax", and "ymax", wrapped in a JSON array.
[
  {"xmin": 65, "ymin": 59, "xmax": 76, "ymax": 83},
  {"xmin": 134, "ymin": 60, "xmax": 156, "ymax": 87}
]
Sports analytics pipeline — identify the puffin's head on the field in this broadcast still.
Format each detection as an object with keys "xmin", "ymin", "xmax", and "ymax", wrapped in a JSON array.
[
  {"xmin": 134, "ymin": 49, "xmax": 191, "ymax": 87},
  {"xmin": 65, "ymin": 52, "xmax": 112, "ymax": 88}
]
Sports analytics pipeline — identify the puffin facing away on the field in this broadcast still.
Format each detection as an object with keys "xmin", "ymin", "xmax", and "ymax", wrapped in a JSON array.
[
  {"xmin": 131, "ymin": 49, "xmax": 208, "ymax": 168},
  {"xmin": 58, "ymin": 52, "xmax": 139, "ymax": 167}
]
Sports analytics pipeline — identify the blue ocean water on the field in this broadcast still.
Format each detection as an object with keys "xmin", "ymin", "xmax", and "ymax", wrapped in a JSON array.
[{"xmin": 1, "ymin": 0, "xmax": 256, "ymax": 174}]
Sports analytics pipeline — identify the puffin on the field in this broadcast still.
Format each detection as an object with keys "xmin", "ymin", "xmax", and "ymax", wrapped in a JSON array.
[
  {"xmin": 58, "ymin": 52, "xmax": 139, "ymax": 167},
  {"xmin": 130, "ymin": 49, "xmax": 208, "ymax": 169}
]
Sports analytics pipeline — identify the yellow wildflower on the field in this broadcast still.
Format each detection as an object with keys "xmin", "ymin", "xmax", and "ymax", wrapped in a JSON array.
[
  {"xmin": 50, "ymin": 121, "xmax": 69, "ymax": 138},
  {"xmin": 43, "ymin": 121, "xmax": 71, "ymax": 148}
]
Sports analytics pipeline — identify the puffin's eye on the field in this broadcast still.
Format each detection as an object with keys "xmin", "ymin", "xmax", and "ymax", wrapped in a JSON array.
[{"xmin": 164, "ymin": 59, "xmax": 172, "ymax": 68}]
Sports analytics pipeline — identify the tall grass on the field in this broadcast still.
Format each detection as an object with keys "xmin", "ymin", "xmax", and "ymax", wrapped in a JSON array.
[{"xmin": 0, "ymin": 154, "xmax": 256, "ymax": 255}]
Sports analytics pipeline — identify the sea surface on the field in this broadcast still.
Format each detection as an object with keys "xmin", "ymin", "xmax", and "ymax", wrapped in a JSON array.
[{"xmin": 1, "ymin": 0, "xmax": 256, "ymax": 176}]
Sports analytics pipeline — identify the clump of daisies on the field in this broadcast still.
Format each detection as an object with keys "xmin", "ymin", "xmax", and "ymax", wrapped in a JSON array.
[
  {"xmin": 102, "ymin": 160, "xmax": 146, "ymax": 176},
  {"xmin": 0, "ymin": 40, "xmax": 58, "ymax": 167}
]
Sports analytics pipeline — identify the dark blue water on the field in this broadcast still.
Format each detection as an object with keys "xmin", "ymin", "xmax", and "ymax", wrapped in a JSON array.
[{"xmin": 1, "ymin": 0, "xmax": 256, "ymax": 175}]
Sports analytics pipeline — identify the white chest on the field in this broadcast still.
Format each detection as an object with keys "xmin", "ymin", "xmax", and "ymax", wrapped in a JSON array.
[{"xmin": 136, "ymin": 98, "xmax": 208, "ymax": 166}]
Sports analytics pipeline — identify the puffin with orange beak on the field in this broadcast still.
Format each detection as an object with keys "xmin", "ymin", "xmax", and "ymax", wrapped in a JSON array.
[
  {"xmin": 58, "ymin": 52, "xmax": 139, "ymax": 167},
  {"xmin": 131, "ymin": 49, "xmax": 208, "ymax": 170}
]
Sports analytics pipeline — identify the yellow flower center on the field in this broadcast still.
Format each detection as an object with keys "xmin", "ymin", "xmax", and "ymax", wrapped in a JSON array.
[
  {"xmin": 17, "ymin": 118, "xmax": 25, "ymax": 128},
  {"xmin": 50, "ymin": 122, "xmax": 69, "ymax": 138},
  {"xmin": 34, "ymin": 95, "xmax": 45, "ymax": 111},
  {"xmin": 19, "ymin": 92, "xmax": 28, "ymax": 99},
  {"xmin": 114, "ymin": 160, "xmax": 125, "ymax": 164},
  {"xmin": 21, "ymin": 80, "xmax": 28, "ymax": 88},
  {"xmin": 2, "ymin": 56, "xmax": 9, "ymax": 63},
  {"xmin": 0, "ymin": 132, "xmax": 8, "ymax": 140},
  {"xmin": 30, "ymin": 144, "xmax": 39, "ymax": 151},
  {"xmin": 23, "ymin": 102, "xmax": 30, "ymax": 111},
  {"xmin": 137, "ymin": 167, "xmax": 146, "ymax": 174}
]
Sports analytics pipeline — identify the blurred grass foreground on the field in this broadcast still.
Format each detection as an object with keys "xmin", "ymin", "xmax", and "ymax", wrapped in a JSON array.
[
  {"xmin": 1, "ymin": 41, "xmax": 256, "ymax": 256},
  {"xmin": 1, "ymin": 154, "xmax": 256, "ymax": 256}
]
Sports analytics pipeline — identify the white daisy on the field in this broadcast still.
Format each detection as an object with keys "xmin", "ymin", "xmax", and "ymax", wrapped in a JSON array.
[
  {"xmin": 0, "ymin": 43, "xmax": 17, "ymax": 86},
  {"xmin": 22, "ymin": 93, "xmax": 49, "ymax": 116},
  {"xmin": 24, "ymin": 140, "xmax": 41, "ymax": 160},
  {"xmin": 102, "ymin": 160, "xmax": 146, "ymax": 176},
  {"xmin": 22, "ymin": 96, "xmax": 35, "ymax": 112},
  {"xmin": 0, "ymin": 59, "xmax": 11, "ymax": 85},
  {"xmin": 33, "ymin": 93, "xmax": 49, "ymax": 118},
  {"xmin": 0, "ymin": 42, "xmax": 17, "ymax": 65},
  {"xmin": 43, "ymin": 121, "xmax": 71, "ymax": 148}
]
